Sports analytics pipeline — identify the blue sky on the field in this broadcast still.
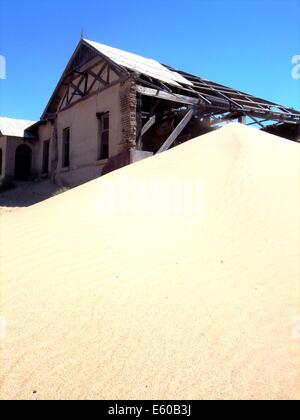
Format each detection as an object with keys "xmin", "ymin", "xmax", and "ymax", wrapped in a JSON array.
[{"xmin": 0, "ymin": 0, "xmax": 299, "ymax": 121}]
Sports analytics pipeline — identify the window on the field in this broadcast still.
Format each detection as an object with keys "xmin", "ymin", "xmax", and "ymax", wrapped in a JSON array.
[
  {"xmin": 62, "ymin": 128, "xmax": 70, "ymax": 168},
  {"xmin": 42, "ymin": 140, "xmax": 50, "ymax": 175},
  {"xmin": 98, "ymin": 112, "xmax": 109, "ymax": 160}
]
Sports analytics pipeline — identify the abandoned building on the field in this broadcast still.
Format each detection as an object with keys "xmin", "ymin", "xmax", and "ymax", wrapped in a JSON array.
[{"xmin": 1, "ymin": 38, "xmax": 300, "ymax": 186}]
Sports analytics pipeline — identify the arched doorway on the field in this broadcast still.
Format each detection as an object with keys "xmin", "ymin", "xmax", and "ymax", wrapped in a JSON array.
[{"xmin": 15, "ymin": 144, "xmax": 32, "ymax": 181}]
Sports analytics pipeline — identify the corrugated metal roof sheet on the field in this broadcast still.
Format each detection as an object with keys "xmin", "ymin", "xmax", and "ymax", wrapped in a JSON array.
[
  {"xmin": 84, "ymin": 39, "xmax": 193, "ymax": 88},
  {"xmin": 0, "ymin": 117, "xmax": 36, "ymax": 138}
]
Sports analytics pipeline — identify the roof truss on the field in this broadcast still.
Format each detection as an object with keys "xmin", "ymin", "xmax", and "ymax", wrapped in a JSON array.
[
  {"xmin": 137, "ymin": 67, "xmax": 300, "ymax": 126},
  {"xmin": 42, "ymin": 39, "xmax": 300, "ymax": 129}
]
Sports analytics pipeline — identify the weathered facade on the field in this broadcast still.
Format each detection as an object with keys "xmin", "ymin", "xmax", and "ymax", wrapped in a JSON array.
[
  {"xmin": 1, "ymin": 39, "xmax": 300, "ymax": 186},
  {"xmin": 0, "ymin": 118, "xmax": 37, "ymax": 181}
]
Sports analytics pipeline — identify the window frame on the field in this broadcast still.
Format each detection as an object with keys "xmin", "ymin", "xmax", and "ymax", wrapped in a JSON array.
[
  {"xmin": 97, "ymin": 112, "xmax": 109, "ymax": 162},
  {"xmin": 0, "ymin": 148, "xmax": 2, "ymax": 176},
  {"xmin": 42, "ymin": 139, "xmax": 50, "ymax": 175},
  {"xmin": 62, "ymin": 127, "xmax": 70, "ymax": 169}
]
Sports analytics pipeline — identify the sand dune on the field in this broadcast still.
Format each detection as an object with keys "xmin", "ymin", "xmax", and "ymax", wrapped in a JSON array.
[{"xmin": 0, "ymin": 123, "xmax": 299, "ymax": 400}]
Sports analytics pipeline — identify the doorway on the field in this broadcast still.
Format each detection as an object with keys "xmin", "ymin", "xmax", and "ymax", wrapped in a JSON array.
[{"xmin": 15, "ymin": 144, "xmax": 32, "ymax": 181}]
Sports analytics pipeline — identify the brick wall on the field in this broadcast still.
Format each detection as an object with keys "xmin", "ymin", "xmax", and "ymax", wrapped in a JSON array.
[{"xmin": 119, "ymin": 76, "xmax": 137, "ymax": 150}]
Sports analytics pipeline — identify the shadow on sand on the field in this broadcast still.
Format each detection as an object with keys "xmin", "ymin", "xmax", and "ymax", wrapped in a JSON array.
[{"xmin": 0, "ymin": 180, "xmax": 61, "ymax": 213}]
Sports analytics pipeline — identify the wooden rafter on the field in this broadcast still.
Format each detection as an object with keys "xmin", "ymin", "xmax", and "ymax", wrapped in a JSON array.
[
  {"xmin": 57, "ymin": 62, "xmax": 115, "ymax": 112},
  {"xmin": 86, "ymin": 63, "xmax": 108, "ymax": 94},
  {"xmin": 142, "ymin": 115, "xmax": 156, "ymax": 136},
  {"xmin": 157, "ymin": 109, "xmax": 194, "ymax": 154},
  {"xmin": 42, "ymin": 40, "xmax": 125, "ymax": 118},
  {"xmin": 137, "ymin": 85, "xmax": 202, "ymax": 106},
  {"xmin": 159, "ymin": 65, "xmax": 300, "ymax": 124}
]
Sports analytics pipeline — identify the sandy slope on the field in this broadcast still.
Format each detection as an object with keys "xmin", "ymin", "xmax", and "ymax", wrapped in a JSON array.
[{"xmin": 0, "ymin": 123, "xmax": 299, "ymax": 400}]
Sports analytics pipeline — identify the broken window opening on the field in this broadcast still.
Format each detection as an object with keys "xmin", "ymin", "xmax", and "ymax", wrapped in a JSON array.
[
  {"xmin": 0, "ymin": 148, "xmax": 2, "ymax": 176},
  {"xmin": 42, "ymin": 140, "xmax": 50, "ymax": 175},
  {"xmin": 62, "ymin": 127, "xmax": 70, "ymax": 168},
  {"xmin": 98, "ymin": 112, "xmax": 109, "ymax": 160}
]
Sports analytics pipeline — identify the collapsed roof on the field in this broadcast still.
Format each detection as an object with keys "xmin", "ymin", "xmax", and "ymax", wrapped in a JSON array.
[
  {"xmin": 85, "ymin": 39, "xmax": 193, "ymax": 88},
  {"xmin": 42, "ymin": 38, "xmax": 300, "ymax": 129}
]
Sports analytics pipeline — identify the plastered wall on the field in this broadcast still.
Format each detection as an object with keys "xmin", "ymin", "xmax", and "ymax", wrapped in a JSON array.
[
  {"xmin": 48, "ymin": 79, "xmax": 136, "ymax": 187},
  {"xmin": 0, "ymin": 135, "xmax": 39, "ymax": 179}
]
